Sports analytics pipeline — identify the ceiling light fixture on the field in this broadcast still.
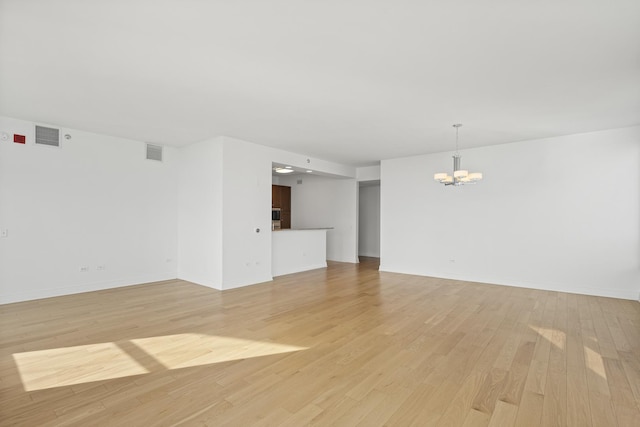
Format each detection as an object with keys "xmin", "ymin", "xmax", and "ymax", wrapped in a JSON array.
[
  {"xmin": 274, "ymin": 167, "xmax": 294, "ymax": 174},
  {"xmin": 434, "ymin": 124, "xmax": 483, "ymax": 186}
]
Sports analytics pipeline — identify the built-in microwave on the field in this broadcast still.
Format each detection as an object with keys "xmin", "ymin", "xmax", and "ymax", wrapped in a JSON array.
[{"xmin": 272, "ymin": 208, "xmax": 281, "ymax": 230}]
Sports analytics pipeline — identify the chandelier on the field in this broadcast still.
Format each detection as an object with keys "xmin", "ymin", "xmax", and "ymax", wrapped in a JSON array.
[{"xmin": 434, "ymin": 124, "xmax": 483, "ymax": 186}]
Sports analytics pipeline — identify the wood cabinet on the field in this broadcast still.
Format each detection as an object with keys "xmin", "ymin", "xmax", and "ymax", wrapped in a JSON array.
[
  {"xmin": 280, "ymin": 186, "xmax": 291, "ymax": 212},
  {"xmin": 280, "ymin": 211, "xmax": 291, "ymax": 229},
  {"xmin": 272, "ymin": 186, "xmax": 281, "ymax": 208},
  {"xmin": 280, "ymin": 186, "xmax": 291, "ymax": 229},
  {"xmin": 272, "ymin": 185, "xmax": 291, "ymax": 229}
]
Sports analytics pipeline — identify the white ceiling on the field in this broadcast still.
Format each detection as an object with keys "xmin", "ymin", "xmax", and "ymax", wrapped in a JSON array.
[{"xmin": 1, "ymin": 0, "xmax": 638, "ymax": 166}]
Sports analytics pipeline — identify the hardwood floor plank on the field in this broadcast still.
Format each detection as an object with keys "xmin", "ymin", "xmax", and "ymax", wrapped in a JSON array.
[
  {"xmin": 604, "ymin": 357, "xmax": 638, "ymax": 408},
  {"xmin": 353, "ymin": 387, "xmax": 412, "ymax": 427},
  {"xmin": 487, "ymin": 400, "xmax": 518, "ymax": 426},
  {"xmin": 566, "ymin": 296, "xmax": 593, "ymax": 427},
  {"xmin": 611, "ymin": 401, "xmax": 640, "ymax": 427},
  {"xmin": 589, "ymin": 392, "xmax": 618, "ymax": 427},
  {"xmin": 500, "ymin": 339, "xmax": 535, "ymax": 406},
  {"xmin": 471, "ymin": 367, "xmax": 508, "ymax": 415},
  {"xmin": 618, "ymin": 350, "xmax": 640, "ymax": 403},
  {"xmin": 0, "ymin": 258, "xmax": 638, "ymax": 426},
  {"xmin": 437, "ymin": 371, "xmax": 487, "ymax": 427},
  {"xmin": 461, "ymin": 408, "xmax": 490, "ymax": 427},
  {"xmin": 513, "ymin": 391, "xmax": 543, "ymax": 427},
  {"xmin": 276, "ymin": 404, "xmax": 323, "ymax": 427},
  {"xmin": 409, "ymin": 379, "xmax": 461, "ymax": 426},
  {"xmin": 385, "ymin": 382, "xmax": 440, "ymax": 425},
  {"xmin": 540, "ymin": 294, "xmax": 568, "ymax": 427}
]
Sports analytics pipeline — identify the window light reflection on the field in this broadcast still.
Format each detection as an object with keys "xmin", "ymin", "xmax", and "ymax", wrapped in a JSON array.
[{"xmin": 13, "ymin": 334, "xmax": 307, "ymax": 391}]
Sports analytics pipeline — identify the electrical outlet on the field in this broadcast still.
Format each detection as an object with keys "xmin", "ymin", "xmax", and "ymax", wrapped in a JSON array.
[
  {"xmin": 97, "ymin": 265, "xmax": 106, "ymax": 271},
  {"xmin": 79, "ymin": 266, "xmax": 89, "ymax": 272}
]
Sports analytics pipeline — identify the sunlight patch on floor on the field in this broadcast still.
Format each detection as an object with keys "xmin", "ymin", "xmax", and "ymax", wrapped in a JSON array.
[
  {"xmin": 131, "ymin": 333, "xmax": 308, "ymax": 370},
  {"xmin": 12, "ymin": 334, "xmax": 307, "ymax": 391},
  {"xmin": 529, "ymin": 325, "xmax": 566, "ymax": 350},
  {"xmin": 584, "ymin": 346, "xmax": 607, "ymax": 379},
  {"xmin": 13, "ymin": 342, "xmax": 149, "ymax": 391}
]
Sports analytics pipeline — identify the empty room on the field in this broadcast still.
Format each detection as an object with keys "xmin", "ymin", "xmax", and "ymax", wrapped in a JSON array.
[{"xmin": 0, "ymin": 1, "xmax": 639, "ymax": 426}]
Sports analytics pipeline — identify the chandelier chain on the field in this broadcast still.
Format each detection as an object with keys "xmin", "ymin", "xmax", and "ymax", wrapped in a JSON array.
[
  {"xmin": 453, "ymin": 123, "xmax": 462, "ymax": 155},
  {"xmin": 455, "ymin": 126, "xmax": 459, "ymax": 154}
]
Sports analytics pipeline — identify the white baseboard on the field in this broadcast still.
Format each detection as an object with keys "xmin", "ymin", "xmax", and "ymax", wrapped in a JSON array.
[
  {"xmin": 0, "ymin": 273, "xmax": 178, "ymax": 304},
  {"xmin": 176, "ymin": 274, "xmax": 222, "ymax": 290},
  {"xmin": 378, "ymin": 265, "xmax": 639, "ymax": 301},
  {"xmin": 272, "ymin": 262, "xmax": 328, "ymax": 278}
]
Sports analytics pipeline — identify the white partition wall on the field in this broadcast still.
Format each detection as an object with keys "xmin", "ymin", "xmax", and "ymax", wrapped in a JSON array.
[
  {"xmin": 178, "ymin": 136, "xmax": 358, "ymax": 290},
  {"xmin": 220, "ymin": 137, "xmax": 273, "ymax": 289},
  {"xmin": 177, "ymin": 138, "xmax": 224, "ymax": 289},
  {"xmin": 272, "ymin": 230, "xmax": 328, "ymax": 276}
]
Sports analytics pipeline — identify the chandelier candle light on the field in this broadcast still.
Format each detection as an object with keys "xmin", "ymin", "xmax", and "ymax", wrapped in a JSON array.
[{"xmin": 434, "ymin": 124, "xmax": 483, "ymax": 186}]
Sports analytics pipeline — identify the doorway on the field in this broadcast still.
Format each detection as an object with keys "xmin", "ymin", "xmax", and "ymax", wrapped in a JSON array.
[{"xmin": 358, "ymin": 180, "xmax": 380, "ymax": 261}]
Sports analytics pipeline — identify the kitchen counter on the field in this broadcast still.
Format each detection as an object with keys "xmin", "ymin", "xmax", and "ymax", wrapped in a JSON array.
[
  {"xmin": 272, "ymin": 229, "xmax": 328, "ymax": 277},
  {"xmin": 273, "ymin": 227, "xmax": 333, "ymax": 231}
]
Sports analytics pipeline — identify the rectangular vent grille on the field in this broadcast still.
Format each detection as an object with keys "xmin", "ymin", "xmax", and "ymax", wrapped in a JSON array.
[
  {"xmin": 35, "ymin": 125, "xmax": 60, "ymax": 147},
  {"xmin": 146, "ymin": 144, "xmax": 163, "ymax": 161}
]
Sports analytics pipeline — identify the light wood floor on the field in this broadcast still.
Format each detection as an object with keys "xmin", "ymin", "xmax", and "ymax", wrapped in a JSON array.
[{"xmin": 1, "ymin": 258, "xmax": 639, "ymax": 426}]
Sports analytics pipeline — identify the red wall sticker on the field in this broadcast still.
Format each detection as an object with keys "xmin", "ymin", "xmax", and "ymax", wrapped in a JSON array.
[{"xmin": 13, "ymin": 134, "xmax": 26, "ymax": 144}]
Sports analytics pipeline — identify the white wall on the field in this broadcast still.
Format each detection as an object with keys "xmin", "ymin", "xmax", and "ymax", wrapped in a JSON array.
[
  {"xmin": 3, "ymin": 116, "xmax": 635, "ymax": 302},
  {"xmin": 0, "ymin": 116, "xmax": 178, "ymax": 303},
  {"xmin": 380, "ymin": 126, "xmax": 640, "ymax": 300},
  {"xmin": 356, "ymin": 165, "xmax": 381, "ymax": 182},
  {"xmin": 177, "ymin": 137, "xmax": 223, "ymax": 289},
  {"xmin": 272, "ymin": 230, "xmax": 327, "ymax": 276},
  {"xmin": 358, "ymin": 184, "xmax": 380, "ymax": 257},
  {"xmin": 220, "ymin": 137, "xmax": 273, "ymax": 289},
  {"xmin": 0, "ymin": 122, "xmax": 358, "ymax": 302},
  {"xmin": 179, "ymin": 138, "xmax": 362, "ymax": 290},
  {"xmin": 281, "ymin": 174, "xmax": 358, "ymax": 263},
  {"xmin": 177, "ymin": 137, "xmax": 273, "ymax": 290},
  {"xmin": 270, "ymin": 148, "xmax": 356, "ymax": 178}
]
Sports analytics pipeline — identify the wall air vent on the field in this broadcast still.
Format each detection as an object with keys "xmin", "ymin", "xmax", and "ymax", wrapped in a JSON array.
[
  {"xmin": 146, "ymin": 144, "xmax": 163, "ymax": 162},
  {"xmin": 35, "ymin": 125, "xmax": 60, "ymax": 147}
]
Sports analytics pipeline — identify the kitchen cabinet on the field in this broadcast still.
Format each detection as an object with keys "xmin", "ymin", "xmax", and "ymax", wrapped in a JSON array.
[
  {"xmin": 272, "ymin": 186, "xmax": 281, "ymax": 208},
  {"xmin": 272, "ymin": 185, "xmax": 291, "ymax": 229},
  {"xmin": 281, "ymin": 211, "xmax": 291, "ymax": 229}
]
